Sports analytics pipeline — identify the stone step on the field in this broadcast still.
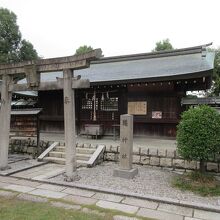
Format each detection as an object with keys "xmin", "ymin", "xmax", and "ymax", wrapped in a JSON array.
[
  {"xmin": 48, "ymin": 152, "xmax": 91, "ymax": 160},
  {"xmin": 54, "ymin": 146, "xmax": 65, "ymax": 152},
  {"xmin": 48, "ymin": 151, "xmax": 65, "ymax": 158},
  {"xmin": 76, "ymin": 160, "xmax": 90, "ymax": 166},
  {"xmin": 43, "ymin": 157, "xmax": 65, "ymax": 165},
  {"xmin": 43, "ymin": 157, "xmax": 89, "ymax": 166},
  {"xmin": 54, "ymin": 146, "xmax": 96, "ymax": 154},
  {"xmin": 77, "ymin": 147, "xmax": 96, "ymax": 154}
]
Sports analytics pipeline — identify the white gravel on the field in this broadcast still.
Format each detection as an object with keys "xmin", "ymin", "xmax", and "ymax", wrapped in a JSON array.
[{"xmin": 50, "ymin": 162, "xmax": 220, "ymax": 206}]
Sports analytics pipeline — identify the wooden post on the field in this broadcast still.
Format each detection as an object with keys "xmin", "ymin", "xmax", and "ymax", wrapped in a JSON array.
[
  {"xmin": 36, "ymin": 114, "xmax": 40, "ymax": 156},
  {"xmin": 0, "ymin": 75, "xmax": 12, "ymax": 170},
  {"xmin": 63, "ymin": 69, "xmax": 77, "ymax": 181},
  {"xmin": 93, "ymin": 90, "xmax": 96, "ymax": 121}
]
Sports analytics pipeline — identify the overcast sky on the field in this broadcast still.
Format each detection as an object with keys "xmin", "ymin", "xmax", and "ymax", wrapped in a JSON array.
[{"xmin": 1, "ymin": 0, "xmax": 220, "ymax": 58}]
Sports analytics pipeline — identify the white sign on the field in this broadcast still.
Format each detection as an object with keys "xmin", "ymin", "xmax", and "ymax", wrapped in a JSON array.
[{"xmin": 152, "ymin": 111, "xmax": 162, "ymax": 119}]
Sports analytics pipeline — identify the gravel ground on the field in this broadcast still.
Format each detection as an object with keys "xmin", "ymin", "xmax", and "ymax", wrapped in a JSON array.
[{"xmin": 50, "ymin": 162, "xmax": 220, "ymax": 206}]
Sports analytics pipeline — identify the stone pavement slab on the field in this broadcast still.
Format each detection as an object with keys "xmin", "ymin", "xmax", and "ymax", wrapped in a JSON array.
[
  {"xmin": 122, "ymin": 197, "xmax": 158, "ymax": 210},
  {"xmin": 92, "ymin": 192, "xmax": 123, "ymax": 202},
  {"xmin": 12, "ymin": 164, "xmax": 64, "ymax": 179},
  {"xmin": 30, "ymin": 189, "xmax": 67, "ymax": 199},
  {"xmin": 63, "ymin": 187, "xmax": 95, "ymax": 197},
  {"xmin": 15, "ymin": 170, "xmax": 46, "ymax": 179},
  {"xmin": 3, "ymin": 184, "xmax": 35, "ymax": 193},
  {"xmin": 37, "ymin": 183, "xmax": 66, "ymax": 192},
  {"xmin": 179, "ymin": 200, "xmax": 220, "ymax": 213},
  {"xmin": 113, "ymin": 216, "xmax": 140, "ymax": 220},
  {"xmin": 63, "ymin": 194, "xmax": 97, "ymax": 205},
  {"xmin": 15, "ymin": 179, "xmax": 42, "ymax": 187},
  {"xmin": 0, "ymin": 160, "xmax": 46, "ymax": 176},
  {"xmin": 194, "ymin": 209, "xmax": 220, "ymax": 220},
  {"xmin": 12, "ymin": 165, "xmax": 49, "ymax": 175},
  {"xmin": 17, "ymin": 193, "xmax": 48, "ymax": 203},
  {"xmin": 96, "ymin": 200, "xmax": 139, "ymax": 214},
  {"xmin": 157, "ymin": 203, "xmax": 193, "ymax": 217},
  {"xmin": 32, "ymin": 169, "xmax": 65, "ymax": 180},
  {"xmin": 185, "ymin": 217, "xmax": 202, "ymax": 220},
  {"xmin": 0, "ymin": 182, "xmax": 9, "ymax": 188},
  {"xmin": 0, "ymin": 176, "xmax": 18, "ymax": 184},
  {"xmin": 0, "ymin": 190, "xmax": 17, "ymax": 198},
  {"xmin": 137, "ymin": 207, "xmax": 184, "ymax": 220},
  {"xmin": 50, "ymin": 201, "xmax": 81, "ymax": 210}
]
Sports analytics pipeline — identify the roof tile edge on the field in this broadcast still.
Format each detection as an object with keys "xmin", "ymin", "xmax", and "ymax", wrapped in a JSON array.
[{"xmin": 92, "ymin": 43, "xmax": 213, "ymax": 64}]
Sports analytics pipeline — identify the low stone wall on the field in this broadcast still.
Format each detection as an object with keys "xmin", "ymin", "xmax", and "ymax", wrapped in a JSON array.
[
  {"xmin": 104, "ymin": 146, "xmax": 220, "ymax": 173},
  {"xmin": 9, "ymin": 139, "xmax": 51, "ymax": 158}
]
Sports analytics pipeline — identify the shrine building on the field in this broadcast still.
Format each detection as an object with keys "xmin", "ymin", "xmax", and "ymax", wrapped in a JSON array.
[{"xmin": 21, "ymin": 44, "xmax": 215, "ymax": 138}]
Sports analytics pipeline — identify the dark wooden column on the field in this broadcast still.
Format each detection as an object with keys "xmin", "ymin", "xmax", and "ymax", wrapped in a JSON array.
[{"xmin": 119, "ymin": 87, "xmax": 128, "ymax": 115}]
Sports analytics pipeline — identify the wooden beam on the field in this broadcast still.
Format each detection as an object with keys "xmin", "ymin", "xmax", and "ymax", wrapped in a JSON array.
[
  {"xmin": 0, "ymin": 49, "xmax": 102, "ymax": 75},
  {"xmin": 9, "ymin": 79, "xmax": 90, "ymax": 92}
]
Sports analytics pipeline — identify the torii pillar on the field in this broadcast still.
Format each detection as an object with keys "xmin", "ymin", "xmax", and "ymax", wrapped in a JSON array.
[
  {"xmin": 63, "ymin": 69, "xmax": 77, "ymax": 181},
  {"xmin": 0, "ymin": 74, "xmax": 12, "ymax": 170},
  {"xmin": 0, "ymin": 49, "xmax": 102, "ymax": 180}
]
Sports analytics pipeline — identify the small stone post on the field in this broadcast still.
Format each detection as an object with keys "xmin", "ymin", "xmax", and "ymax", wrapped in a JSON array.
[
  {"xmin": 113, "ymin": 114, "xmax": 138, "ymax": 179},
  {"xmin": 63, "ymin": 69, "xmax": 78, "ymax": 181},
  {"xmin": 0, "ymin": 74, "xmax": 12, "ymax": 170}
]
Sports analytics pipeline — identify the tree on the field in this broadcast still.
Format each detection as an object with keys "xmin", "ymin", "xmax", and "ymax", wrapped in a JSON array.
[
  {"xmin": 0, "ymin": 8, "xmax": 38, "ymax": 64},
  {"xmin": 19, "ymin": 40, "xmax": 38, "ymax": 61},
  {"xmin": 75, "ymin": 45, "xmax": 93, "ymax": 55},
  {"xmin": 177, "ymin": 105, "xmax": 220, "ymax": 173},
  {"xmin": 211, "ymin": 48, "xmax": 220, "ymax": 96},
  {"xmin": 153, "ymin": 39, "xmax": 174, "ymax": 52}
]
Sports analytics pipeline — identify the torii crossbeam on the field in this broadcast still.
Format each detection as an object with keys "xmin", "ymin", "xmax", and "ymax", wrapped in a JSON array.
[{"xmin": 0, "ymin": 49, "xmax": 102, "ymax": 181}]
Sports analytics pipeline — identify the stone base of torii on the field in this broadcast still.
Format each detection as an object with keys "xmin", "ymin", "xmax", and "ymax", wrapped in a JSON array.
[{"xmin": 0, "ymin": 49, "xmax": 102, "ymax": 181}]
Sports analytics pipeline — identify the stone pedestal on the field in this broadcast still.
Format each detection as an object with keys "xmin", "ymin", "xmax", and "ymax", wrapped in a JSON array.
[
  {"xmin": 113, "ymin": 114, "xmax": 138, "ymax": 179},
  {"xmin": 113, "ymin": 167, "xmax": 138, "ymax": 179}
]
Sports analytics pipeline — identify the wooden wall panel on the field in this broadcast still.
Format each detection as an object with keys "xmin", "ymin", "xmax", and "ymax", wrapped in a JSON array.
[{"xmin": 38, "ymin": 84, "xmax": 184, "ymax": 137}]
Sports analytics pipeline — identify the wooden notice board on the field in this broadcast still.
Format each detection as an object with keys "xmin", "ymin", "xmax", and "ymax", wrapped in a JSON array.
[{"xmin": 128, "ymin": 101, "xmax": 147, "ymax": 115}]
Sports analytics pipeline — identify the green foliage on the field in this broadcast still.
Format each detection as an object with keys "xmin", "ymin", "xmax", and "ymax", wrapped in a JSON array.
[
  {"xmin": 212, "ymin": 48, "xmax": 220, "ymax": 95},
  {"xmin": 153, "ymin": 38, "xmax": 173, "ymax": 52},
  {"xmin": 0, "ymin": 8, "xmax": 21, "ymax": 63},
  {"xmin": 172, "ymin": 172, "xmax": 220, "ymax": 196},
  {"xmin": 19, "ymin": 39, "xmax": 38, "ymax": 61},
  {"xmin": 0, "ymin": 196, "xmax": 104, "ymax": 220},
  {"xmin": 0, "ymin": 194, "xmax": 152, "ymax": 220},
  {"xmin": 177, "ymin": 105, "xmax": 220, "ymax": 171},
  {"xmin": 0, "ymin": 8, "xmax": 38, "ymax": 64},
  {"xmin": 75, "ymin": 45, "xmax": 93, "ymax": 55}
]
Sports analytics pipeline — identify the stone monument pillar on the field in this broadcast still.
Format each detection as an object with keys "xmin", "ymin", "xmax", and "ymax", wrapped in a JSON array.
[{"xmin": 113, "ymin": 114, "xmax": 138, "ymax": 179}]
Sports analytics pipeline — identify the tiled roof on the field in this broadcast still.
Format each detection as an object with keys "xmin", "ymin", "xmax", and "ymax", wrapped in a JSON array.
[{"xmin": 16, "ymin": 44, "xmax": 215, "ymax": 86}]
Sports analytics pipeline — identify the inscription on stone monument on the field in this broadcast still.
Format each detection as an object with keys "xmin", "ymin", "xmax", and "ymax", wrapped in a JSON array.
[{"xmin": 113, "ymin": 114, "xmax": 138, "ymax": 179}]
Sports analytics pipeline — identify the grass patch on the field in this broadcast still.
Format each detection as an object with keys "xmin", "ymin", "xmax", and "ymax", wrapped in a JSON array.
[
  {"xmin": 0, "ymin": 197, "xmax": 105, "ymax": 220},
  {"xmin": 0, "ymin": 195, "xmax": 153, "ymax": 220},
  {"xmin": 172, "ymin": 171, "xmax": 220, "ymax": 196},
  {"xmin": 85, "ymin": 204, "xmax": 144, "ymax": 219}
]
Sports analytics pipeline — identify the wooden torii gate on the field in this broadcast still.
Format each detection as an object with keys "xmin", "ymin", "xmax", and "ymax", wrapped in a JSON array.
[{"xmin": 0, "ymin": 49, "xmax": 102, "ymax": 181}]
